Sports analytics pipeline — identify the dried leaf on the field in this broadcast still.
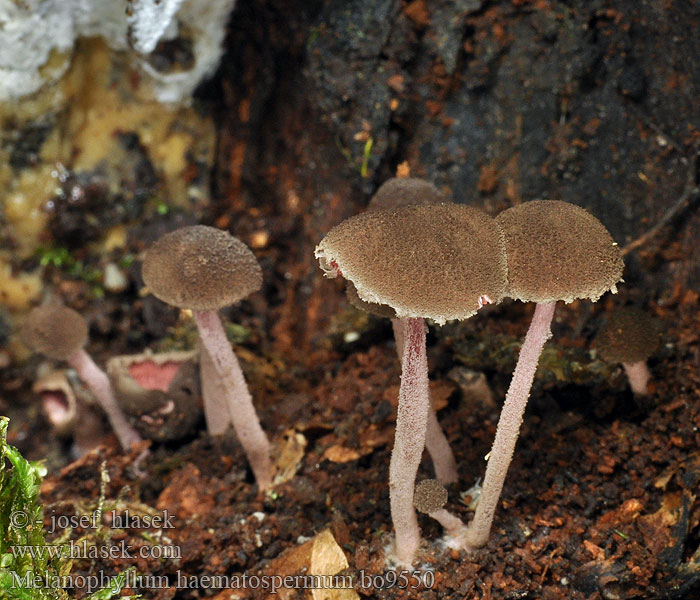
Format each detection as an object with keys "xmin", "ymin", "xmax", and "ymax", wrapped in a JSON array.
[
  {"xmin": 310, "ymin": 529, "xmax": 359, "ymax": 600},
  {"xmin": 274, "ymin": 429, "xmax": 307, "ymax": 485},
  {"xmin": 260, "ymin": 530, "xmax": 359, "ymax": 600},
  {"xmin": 323, "ymin": 445, "xmax": 362, "ymax": 463}
]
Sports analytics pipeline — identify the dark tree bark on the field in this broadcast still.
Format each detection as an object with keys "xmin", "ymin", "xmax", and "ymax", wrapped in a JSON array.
[{"xmin": 212, "ymin": 0, "xmax": 700, "ymax": 356}]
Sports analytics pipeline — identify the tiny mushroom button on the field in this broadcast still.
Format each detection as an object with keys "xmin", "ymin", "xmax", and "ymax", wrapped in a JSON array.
[
  {"xmin": 414, "ymin": 479, "xmax": 470, "ymax": 546},
  {"xmin": 141, "ymin": 225, "xmax": 273, "ymax": 490}
]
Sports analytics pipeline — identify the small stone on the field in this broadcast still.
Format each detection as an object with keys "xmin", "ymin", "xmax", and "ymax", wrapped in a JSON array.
[{"xmin": 103, "ymin": 262, "xmax": 128, "ymax": 293}]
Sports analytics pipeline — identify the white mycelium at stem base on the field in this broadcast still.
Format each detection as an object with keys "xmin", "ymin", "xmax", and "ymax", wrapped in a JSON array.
[
  {"xmin": 193, "ymin": 309, "xmax": 272, "ymax": 489},
  {"xmin": 68, "ymin": 349, "xmax": 143, "ymax": 451},
  {"xmin": 390, "ymin": 317, "xmax": 431, "ymax": 566},
  {"xmin": 464, "ymin": 301, "xmax": 556, "ymax": 549}
]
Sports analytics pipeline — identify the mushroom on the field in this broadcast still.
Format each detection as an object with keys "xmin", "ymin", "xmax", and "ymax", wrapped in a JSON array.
[
  {"xmin": 141, "ymin": 225, "xmax": 273, "ymax": 489},
  {"xmin": 593, "ymin": 306, "xmax": 661, "ymax": 396},
  {"xmin": 368, "ymin": 177, "xmax": 446, "ymax": 212},
  {"xmin": 33, "ymin": 369, "xmax": 106, "ymax": 457},
  {"xmin": 107, "ymin": 350, "xmax": 201, "ymax": 441},
  {"xmin": 21, "ymin": 304, "xmax": 142, "ymax": 451},
  {"xmin": 414, "ymin": 479, "xmax": 469, "ymax": 546},
  {"xmin": 346, "ymin": 177, "xmax": 458, "ymax": 485},
  {"xmin": 316, "ymin": 203, "xmax": 507, "ymax": 565},
  {"xmin": 463, "ymin": 200, "xmax": 624, "ymax": 550}
]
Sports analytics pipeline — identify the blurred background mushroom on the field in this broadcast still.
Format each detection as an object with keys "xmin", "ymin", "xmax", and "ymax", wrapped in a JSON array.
[
  {"xmin": 20, "ymin": 303, "xmax": 142, "ymax": 451},
  {"xmin": 32, "ymin": 368, "xmax": 106, "ymax": 458},
  {"xmin": 593, "ymin": 306, "xmax": 662, "ymax": 397},
  {"xmin": 107, "ymin": 349, "xmax": 201, "ymax": 441}
]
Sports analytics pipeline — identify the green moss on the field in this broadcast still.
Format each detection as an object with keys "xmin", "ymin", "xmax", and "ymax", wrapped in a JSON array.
[
  {"xmin": 35, "ymin": 247, "xmax": 105, "ymax": 297},
  {"xmin": 0, "ymin": 417, "xmax": 136, "ymax": 600}
]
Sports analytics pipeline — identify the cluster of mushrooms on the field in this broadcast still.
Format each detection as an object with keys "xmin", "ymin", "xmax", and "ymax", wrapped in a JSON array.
[
  {"xmin": 20, "ymin": 176, "xmax": 635, "ymax": 568},
  {"xmin": 315, "ymin": 178, "xmax": 625, "ymax": 564}
]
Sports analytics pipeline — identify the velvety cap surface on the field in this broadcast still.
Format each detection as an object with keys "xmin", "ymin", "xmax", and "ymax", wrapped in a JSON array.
[
  {"xmin": 21, "ymin": 304, "xmax": 88, "ymax": 360},
  {"xmin": 142, "ymin": 225, "xmax": 262, "ymax": 310},
  {"xmin": 316, "ymin": 203, "xmax": 508, "ymax": 324},
  {"xmin": 414, "ymin": 479, "xmax": 448, "ymax": 514},
  {"xmin": 496, "ymin": 200, "xmax": 624, "ymax": 303},
  {"xmin": 368, "ymin": 177, "xmax": 445, "ymax": 212},
  {"xmin": 346, "ymin": 281, "xmax": 397, "ymax": 319},
  {"xmin": 594, "ymin": 307, "xmax": 661, "ymax": 364}
]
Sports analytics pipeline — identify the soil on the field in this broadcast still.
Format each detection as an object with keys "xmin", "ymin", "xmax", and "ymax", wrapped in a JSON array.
[{"xmin": 1, "ymin": 1, "xmax": 700, "ymax": 599}]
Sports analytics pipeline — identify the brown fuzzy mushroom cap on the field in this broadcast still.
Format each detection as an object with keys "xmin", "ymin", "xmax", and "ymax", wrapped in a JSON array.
[
  {"xmin": 142, "ymin": 225, "xmax": 262, "ymax": 311},
  {"xmin": 346, "ymin": 281, "xmax": 397, "ymax": 319},
  {"xmin": 496, "ymin": 200, "xmax": 623, "ymax": 303},
  {"xmin": 414, "ymin": 479, "xmax": 448, "ymax": 514},
  {"xmin": 368, "ymin": 177, "xmax": 445, "ymax": 212},
  {"xmin": 594, "ymin": 307, "xmax": 661, "ymax": 364},
  {"xmin": 21, "ymin": 305, "xmax": 88, "ymax": 360},
  {"xmin": 315, "ymin": 203, "xmax": 508, "ymax": 324}
]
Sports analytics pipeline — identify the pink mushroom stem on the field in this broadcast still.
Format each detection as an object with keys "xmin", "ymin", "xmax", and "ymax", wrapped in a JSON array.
[
  {"xmin": 429, "ymin": 508, "xmax": 468, "ymax": 538},
  {"xmin": 193, "ymin": 309, "xmax": 273, "ymax": 490},
  {"xmin": 68, "ymin": 349, "xmax": 142, "ymax": 450},
  {"xmin": 465, "ymin": 301, "xmax": 556, "ymax": 549},
  {"xmin": 200, "ymin": 345, "xmax": 234, "ymax": 436},
  {"xmin": 391, "ymin": 318, "xmax": 458, "ymax": 485},
  {"xmin": 622, "ymin": 361, "xmax": 651, "ymax": 396},
  {"xmin": 390, "ymin": 317, "xmax": 431, "ymax": 565}
]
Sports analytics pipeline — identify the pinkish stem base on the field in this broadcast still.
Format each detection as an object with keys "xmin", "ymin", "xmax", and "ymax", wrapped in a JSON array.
[
  {"xmin": 68, "ymin": 349, "xmax": 142, "ymax": 451},
  {"xmin": 430, "ymin": 508, "xmax": 468, "ymax": 539},
  {"xmin": 193, "ymin": 310, "xmax": 272, "ymax": 490},
  {"xmin": 622, "ymin": 361, "xmax": 651, "ymax": 396},
  {"xmin": 464, "ymin": 301, "xmax": 556, "ymax": 550},
  {"xmin": 391, "ymin": 318, "xmax": 458, "ymax": 485},
  {"xmin": 389, "ymin": 317, "xmax": 430, "ymax": 566}
]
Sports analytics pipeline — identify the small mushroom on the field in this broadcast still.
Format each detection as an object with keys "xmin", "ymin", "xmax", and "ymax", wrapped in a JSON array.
[
  {"xmin": 414, "ymin": 479, "xmax": 469, "ymax": 546},
  {"xmin": 107, "ymin": 349, "xmax": 201, "ymax": 441},
  {"xmin": 33, "ymin": 369, "xmax": 106, "ymax": 457},
  {"xmin": 368, "ymin": 177, "xmax": 446, "ymax": 212},
  {"xmin": 141, "ymin": 225, "xmax": 272, "ymax": 489},
  {"xmin": 316, "ymin": 203, "xmax": 507, "ymax": 565},
  {"xmin": 21, "ymin": 304, "xmax": 141, "ymax": 451},
  {"xmin": 33, "ymin": 370, "xmax": 78, "ymax": 436},
  {"xmin": 463, "ymin": 200, "xmax": 624, "ymax": 550},
  {"xmin": 593, "ymin": 306, "xmax": 661, "ymax": 396}
]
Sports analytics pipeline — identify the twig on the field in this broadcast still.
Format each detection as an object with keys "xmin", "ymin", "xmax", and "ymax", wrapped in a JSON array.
[{"xmin": 621, "ymin": 149, "xmax": 700, "ymax": 257}]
